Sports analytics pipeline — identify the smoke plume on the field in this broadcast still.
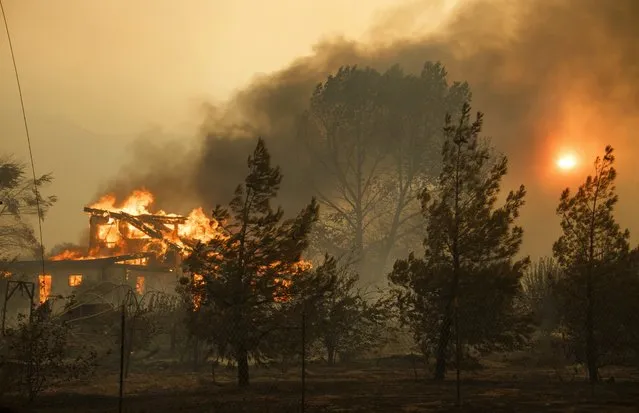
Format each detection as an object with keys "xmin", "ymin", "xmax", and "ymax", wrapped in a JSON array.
[{"xmin": 104, "ymin": 0, "xmax": 639, "ymax": 258}]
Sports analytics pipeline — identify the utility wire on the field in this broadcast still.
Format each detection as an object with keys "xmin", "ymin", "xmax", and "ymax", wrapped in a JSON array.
[{"xmin": 1, "ymin": 0, "xmax": 47, "ymax": 285}]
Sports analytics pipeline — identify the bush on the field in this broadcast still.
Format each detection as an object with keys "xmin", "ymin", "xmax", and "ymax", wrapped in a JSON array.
[{"xmin": 0, "ymin": 304, "xmax": 97, "ymax": 402}]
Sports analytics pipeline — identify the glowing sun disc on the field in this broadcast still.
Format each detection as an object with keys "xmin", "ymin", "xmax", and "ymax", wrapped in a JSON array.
[{"xmin": 556, "ymin": 153, "xmax": 578, "ymax": 170}]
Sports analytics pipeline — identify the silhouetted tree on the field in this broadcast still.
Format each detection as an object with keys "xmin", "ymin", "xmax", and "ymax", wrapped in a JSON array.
[
  {"xmin": 389, "ymin": 103, "xmax": 530, "ymax": 380},
  {"xmin": 521, "ymin": 257, "xmax": 561, "ymax": 332},
  {"xmin": 283, "ymin": 256, "xmax": 391, "ymax": 364},
  {"xmin": 301, "ymin": 63, "xmax": 469, "ymax": 283},
  {"xmin": 553, "ymin": 146, "xmax": 639, "ymax": 382},
  {"xmin": 260, "ymin": 255, "xmax": 339, "ymax": 366},
  {"xmin": 184, "ymin": 138, "xmax": 319, "ymax": 387},
  {"xmin": 0, "ymin": 157, "xmax": 56, "ymax": 259}
]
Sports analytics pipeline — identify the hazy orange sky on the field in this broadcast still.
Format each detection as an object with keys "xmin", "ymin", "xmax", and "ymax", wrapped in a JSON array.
[
  {"xmin": 3, "ymin": 0, "xmax": 639, "ymax": 260},
  {"xmin": 0, "ymin": 0, "xmax": 458, "ymax": 248}
]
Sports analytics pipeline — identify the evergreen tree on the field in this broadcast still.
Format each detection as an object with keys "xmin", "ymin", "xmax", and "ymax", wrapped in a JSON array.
[
  {"xmin": 553, "ymin": 145, "xmax": 638, "ymax": 383},
  {"xmin": 184, "ymin": 138, "xmax": 319, "ymax": 387},
  {"xmin": 389, "ymin": 103, "xmax": 530, "ymax": 380}
]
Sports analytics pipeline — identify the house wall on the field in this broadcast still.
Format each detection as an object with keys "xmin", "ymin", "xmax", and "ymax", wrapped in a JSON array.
[
  {"xmin": 46, "ymin": 267, "xmax": 104, "ymax": 299},
  {"xmin": 67, "ymin": 266, "xmax": 180, "ymax": 308},
  {"xmin": 53, "ymin": 266, "xmax": 178, "ymax": 307},
  {"xmin": 121, "ymin": 268, "xmax": 180, "ymax": 296},
  {"xmin": 4, "ymin": 260, "xmax": 181, "ymax": 319}
]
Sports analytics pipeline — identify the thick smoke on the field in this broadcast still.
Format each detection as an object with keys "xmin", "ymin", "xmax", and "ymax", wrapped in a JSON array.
[{"xmin": 105, "ymin": 0, "xmax": 639, "ymax": 258}]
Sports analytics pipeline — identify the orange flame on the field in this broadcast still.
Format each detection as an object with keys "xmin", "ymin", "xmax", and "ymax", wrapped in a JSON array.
[
  {"xmin": 50, "ymin": 249, "xmax": 94, "ymax": 261},
  {"xmin": 50, "ymin": 189, "xmax": 226, "ymax": 262},
  {"xmin": 39, "ymin": 274, "xmax": 52, "ymax": 304},
  {"xmin": 91, "ymin": 189, "xmax": 156, "ymax": 215}
]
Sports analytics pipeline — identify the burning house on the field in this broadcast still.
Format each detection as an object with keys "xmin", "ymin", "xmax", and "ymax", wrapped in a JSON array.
[{"xmin": 3, "ymin": 190, "xmax": 223, "ymax": 310}]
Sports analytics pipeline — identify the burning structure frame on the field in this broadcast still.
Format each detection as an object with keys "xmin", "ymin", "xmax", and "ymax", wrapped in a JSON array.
[{"xmin": 2, "ymin": 204, "xmax": 195, "ymax": 312}]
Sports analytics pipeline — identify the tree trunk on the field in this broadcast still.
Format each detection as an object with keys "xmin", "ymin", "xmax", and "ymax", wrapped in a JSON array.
[
  {"xmin": 434, "ymin": 308, "xmax": 453, "ymax": 380},
  {"xmin": 354, "ymin": 209, "xmax": 365, "ymax": 278},
  {"xmin": 170, "ymin": 320, "xmax": 177, "ymax": 354},
  {"xmin": 584, "ymin": 169, "xmax": 600, "ymax": 384},
  {"xmin": 434, "ymin": 268, "xmax": 461, "ymax": 380},
  {"xmin": 585, "ymin": 279, "xmax": 598, "ymax": 383},
  {"xmin": 237, "ymin": 347, "xmax": 250, "ymax": 387},
  {"xmin": 327, "ymin": 346, "xmax": 336, "ymax": 365},
  {"xmin": 434, "ymin": 140, "xmax": 462, "ymax": 382},
  {"xmin": 377, "ymin": 183, "xmax": 410, "ymax": 280},
  {"xmin": 192, "ymin": 338, "xmax": 200, "ymax": 372}
]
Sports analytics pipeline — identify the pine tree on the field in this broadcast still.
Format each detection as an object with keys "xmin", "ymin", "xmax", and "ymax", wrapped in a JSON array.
[
  {"xmin": 552, "ymin": 145, "xmax": 636, "ymax": 383},
  {"xmin": 184, "ymin": 138, "xmax": 319, "ymax": 387},
  {"xmin": 389, "ymin": 103, "xmax": 530, "ymax": 380}
]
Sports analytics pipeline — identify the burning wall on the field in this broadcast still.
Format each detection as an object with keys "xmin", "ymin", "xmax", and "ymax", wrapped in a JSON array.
[{"xmin": 5, "ymin": 255, "xmax": 161, "ymax": 308}]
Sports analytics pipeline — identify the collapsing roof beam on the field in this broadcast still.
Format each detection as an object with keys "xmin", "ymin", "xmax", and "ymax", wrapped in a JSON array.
[
  {"xmin": 83, "ymin": 207, "xmax": 187, "ymax": 224},
  {"xmin": 83, "ymin": 207, "xmax": 189, "ymax": 253}
]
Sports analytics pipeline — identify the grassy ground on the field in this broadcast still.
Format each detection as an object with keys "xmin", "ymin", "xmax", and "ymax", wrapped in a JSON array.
[{"xmin": 4, "ymin": 356, "xmax": 639, "ymax": 412}]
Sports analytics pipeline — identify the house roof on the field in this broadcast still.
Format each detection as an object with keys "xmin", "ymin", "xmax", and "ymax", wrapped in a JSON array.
[{"xmin": 4, "ymin": 253, "xmax": 157, "ymax": 273}]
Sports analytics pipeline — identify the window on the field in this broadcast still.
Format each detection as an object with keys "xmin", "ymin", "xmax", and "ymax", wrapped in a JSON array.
[
  {"xmin": 39, "ymin": 274, "xmax": 52, "ymax": 304},
  {"xmin": 68, "ymin": 274, "xmax": 83, "ymax": 287},
  {"xmin": 135, "ymin": 276, "xmax": 145, "ymax": 295},
  {"xmin": 119, "ymin": 257, "xmax": 148, "ymax": 266}
]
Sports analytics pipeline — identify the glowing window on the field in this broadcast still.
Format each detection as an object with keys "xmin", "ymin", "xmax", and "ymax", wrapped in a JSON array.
[
  {"xmin": 120, "ymin": 257, "xmax": 148, "ymax": 266},
  {"xmin": 68, "ymin": 274, "xmax": 83, "ymax": 287},
  {"xmin": 39, "ymin": 274, "xmax": 52, "ymax": 304},
  {"xmin": 135, "ymin": 276, "xmax": 145, "ymax": 295}
]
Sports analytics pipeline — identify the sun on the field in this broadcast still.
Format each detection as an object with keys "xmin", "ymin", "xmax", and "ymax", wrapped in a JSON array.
[{"xmin": 556, "ymin": 153, "xmax": 578, "ymax": 171}]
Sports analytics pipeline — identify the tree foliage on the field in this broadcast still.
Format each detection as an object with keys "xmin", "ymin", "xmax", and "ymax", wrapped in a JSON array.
[
  {"xmin": 256, "ymin": 255, "xmax": 340, "ymax": 367},
  {"xmin": 389, "ymin": 103, "xmax": 531, "ymax": 380},
  {"xmin": 301, "ymin": 62, "xmax": 470, "ymax": 282},
  {"xmin": 0, "ymin": 305, "xmax": 96, "ymax": 402},
  {"xmin": 183, "ymin": 138, "xmax": 319, "ymax": 387},
  {"xmin": 0, "ymin": 157, "xmax": 57, "ymax": 259},
  {"xmin": 279, "ymin": 255, "xmax": 391, "ymax": 364},
  {"xmin": 521, "ymin": 257, "xmax": 562, "ymax": 332},
  {"xmin": 552, "ymin": 145, "xmax": 639, "ymax": 381}
]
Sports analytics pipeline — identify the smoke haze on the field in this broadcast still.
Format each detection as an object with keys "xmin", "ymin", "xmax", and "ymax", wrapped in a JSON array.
[{"xmin": 104, "ymin": 0, "xmax": 639, "ymax": 259}]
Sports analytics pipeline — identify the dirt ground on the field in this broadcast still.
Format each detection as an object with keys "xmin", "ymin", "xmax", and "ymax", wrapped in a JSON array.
[{"xmin": 5, "ymin": 357, "xmax": 639, "ymax": 413}]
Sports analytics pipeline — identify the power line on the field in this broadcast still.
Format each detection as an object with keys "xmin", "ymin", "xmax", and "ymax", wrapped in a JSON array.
[{"xmin": 1, "ymin": 0, "xmax": 47, "ymax": 283}]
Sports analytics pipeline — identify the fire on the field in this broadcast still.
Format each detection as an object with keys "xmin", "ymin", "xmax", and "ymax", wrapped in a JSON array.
[
  {"xmin": 68, "ymin": 274, "xmax": 83, "ymax": 287},
  {"xmin": 135, "ymin": 276, "xmax": 146, "ymax": 295},
  {"xmin": 91, "ymin": 189, "xmax": 156, "ymax": 215},
  {"xmin": 187, "ymin": 258, "xmax": 313, "ymax": 309},
  {"xmin": 49, "ymin": 189, "xmax": 226, "ymax": 262},
  {"xmin": 179, "ymin": 208, "xmax": 223, "ymax": 244},
  {"xmin": 39, "ymin": 274, "xmax": 52, "ymax": 304},
  {"xmin": 50, "ymin": 249, "xmax": 94, "ymax": 261},
  {"xmin": 263, "ymin": 259, "xmax": 313, "ymax": 302},
  {"xmin": 192, "ymin": 273, "xmax": 205, "ymax": 310}
]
